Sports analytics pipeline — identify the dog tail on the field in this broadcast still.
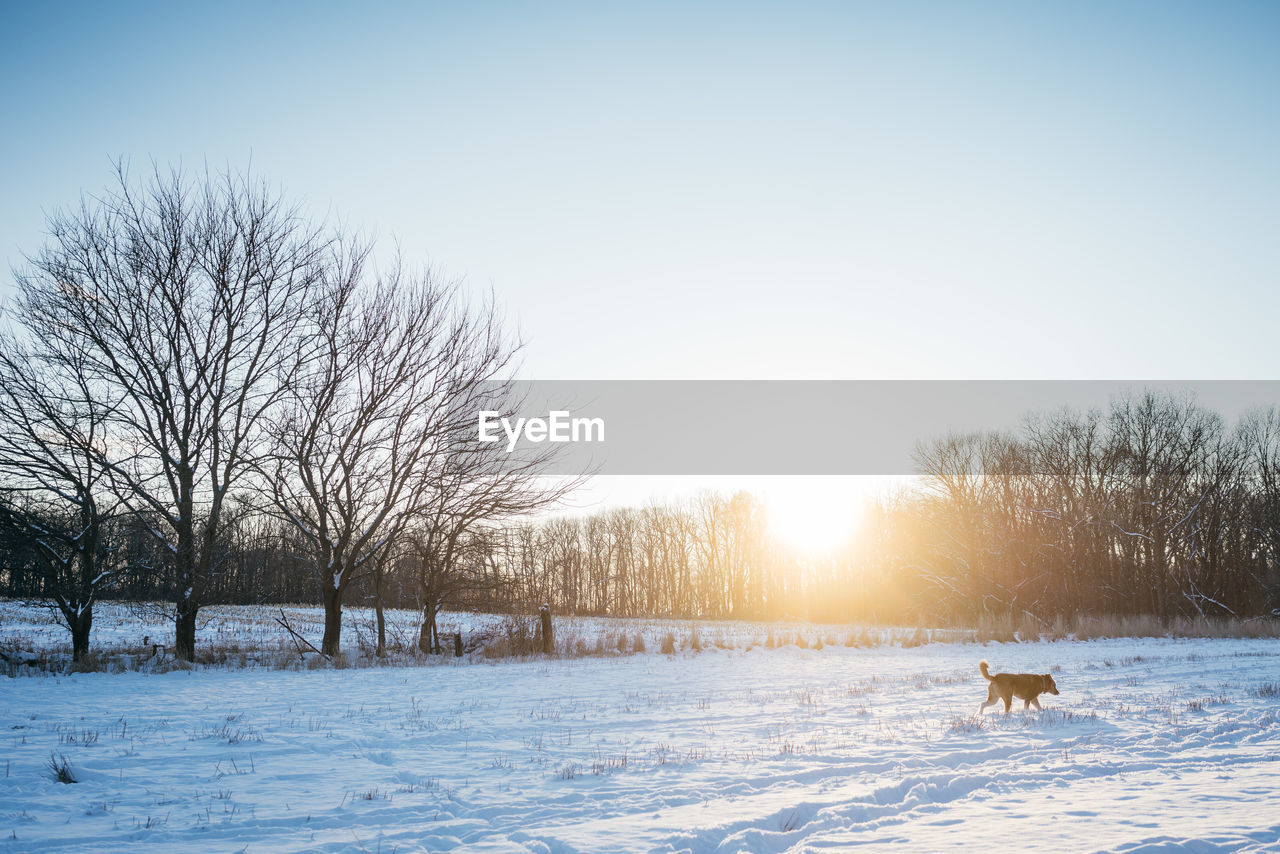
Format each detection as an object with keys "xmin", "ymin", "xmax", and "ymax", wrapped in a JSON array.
[{"xmin": 980, "ymin": 660, "xmax": 992, "ymax": 680}]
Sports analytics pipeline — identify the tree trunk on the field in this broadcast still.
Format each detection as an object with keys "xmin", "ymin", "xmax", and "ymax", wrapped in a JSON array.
[
  {"xmin": 66, "ymin": 606, "xmax": 92, "ymax": 664},
  {"xmin": 374, "ymin": 569, "xmax": 387, "ymax": 658},
  {"xmin": 417, "ymin": 609, "xmax": 430, "ymax": 653},
  {"xmin": 174, "ymin": 489, "xmax": 199, "ymax": 662},
  {"xmin": 417, "ymin": 601, "xmax": 438, "ymax": 654},
  {"xmin": 321, "ymin": 584, "xmax": 343, "ymax": 657},
  {"xmin": 175, "ymin": 599, "xmax": 198, "ymax": 662},
  {"xmin": 539, "ymin": 603, "xmax": 553, "ymax": 655}
]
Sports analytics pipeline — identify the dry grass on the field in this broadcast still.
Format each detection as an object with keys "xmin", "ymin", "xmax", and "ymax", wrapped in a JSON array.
[
  {"xmin": 4, "ymin": 599, "xmax": 1278, "ymax": 678},
  {"xmin": 969, "ymin": 612, "xmax": 1280, "ymax": 643}
]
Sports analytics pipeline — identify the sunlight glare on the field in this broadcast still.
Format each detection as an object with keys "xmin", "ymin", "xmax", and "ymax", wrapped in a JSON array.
[{"xmin": 765, "ymin": 480, "xmax": 866, "ymax": 557}]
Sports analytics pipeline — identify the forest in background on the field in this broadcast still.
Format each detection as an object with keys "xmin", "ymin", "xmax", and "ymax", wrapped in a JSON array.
[{"xmin": 6, "ymin": 391, "xmax": 1279, "ymax": 641}]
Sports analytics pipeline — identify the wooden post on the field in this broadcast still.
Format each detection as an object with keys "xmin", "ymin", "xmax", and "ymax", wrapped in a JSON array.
[
  {"xmin": 453, "ymin": 632, "xmax": 463, "ymax": 657},
  {"xmin": 539, "ymin": 603, "xmax": 553, "ymax": 655}
]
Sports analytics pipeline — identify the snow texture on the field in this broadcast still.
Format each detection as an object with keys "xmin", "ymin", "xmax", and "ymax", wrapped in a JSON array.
[{"xmin": 1, "ymin": 605, "xmax": 1278, "ymax": 852}]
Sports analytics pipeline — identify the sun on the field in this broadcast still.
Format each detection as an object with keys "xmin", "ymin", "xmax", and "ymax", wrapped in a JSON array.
[{"xmin": 764, "ymin": 480, "xmax": 866, "ymax": 557}]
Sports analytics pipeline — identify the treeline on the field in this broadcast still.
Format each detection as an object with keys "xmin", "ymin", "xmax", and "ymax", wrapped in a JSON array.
[
  {"xmin": 893, "ymin": 393, "xmax": 1280, "ymax": 623},
  {"xmin": 440, "ymin": 393, "xmax": 1280, "ymax": 626},
  {"xmin": 4, "ymin": 389, "xmax": 1279, "ymax": 656},
  {"xmin": 0, "ymin": 491, "xmax": 795, "ymax": 620},
  {"xmin": 13, "ymin": 388, "xmax": 1277, "ymax": 641}
]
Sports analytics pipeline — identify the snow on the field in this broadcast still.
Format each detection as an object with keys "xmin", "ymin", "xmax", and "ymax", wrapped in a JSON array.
[{"xmin": 2, "ymin": 606, "xmax": 1279, "ymax": 852}]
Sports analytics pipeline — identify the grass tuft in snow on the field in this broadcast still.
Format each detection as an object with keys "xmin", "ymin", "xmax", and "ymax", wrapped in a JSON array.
[{"xmin": 47, "ymin": 753, "xmax": 77, "ymax": 784}]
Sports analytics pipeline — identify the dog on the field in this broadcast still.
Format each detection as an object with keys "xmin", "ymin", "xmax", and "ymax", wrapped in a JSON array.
[{"xmin": 978, "ymin": 660, "xmax": 1058, "ymax": 713}]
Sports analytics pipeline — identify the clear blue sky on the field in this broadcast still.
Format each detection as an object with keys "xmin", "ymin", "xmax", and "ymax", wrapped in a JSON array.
[{"xmin": 3, "ymin": 0, "xmax": 1278, "ymax": 382}]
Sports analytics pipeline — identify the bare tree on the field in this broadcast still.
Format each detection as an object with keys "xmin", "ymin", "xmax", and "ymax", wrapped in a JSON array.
[
  {"xmin": 264, "ymin": 244, "xmax": 568, "ymax": 656},
  {"xmin": 11, "ymin": 163, "xmax": 326, "ymax": 660},
  {"xmin": 0, "ymin": 331, "xmax": 120, "ymax": 661},
  {"xmin": 403, "ymin": 424, "xmax": 573, "ymax": 654}
]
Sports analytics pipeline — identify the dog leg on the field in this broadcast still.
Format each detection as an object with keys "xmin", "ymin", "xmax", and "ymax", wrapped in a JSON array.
[
  {"xmin": 1032, "ymin": 698, "xmax": 1042, "ymax": 710},
  {"xmin": 979, "ymin": 684, "xmax": 999, "ymax": 713}
]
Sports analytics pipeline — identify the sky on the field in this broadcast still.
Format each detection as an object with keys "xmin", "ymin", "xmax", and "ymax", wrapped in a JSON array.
[{"xmin": 2, "ymin": 1, "xmax": 1279, "ymax": 541}]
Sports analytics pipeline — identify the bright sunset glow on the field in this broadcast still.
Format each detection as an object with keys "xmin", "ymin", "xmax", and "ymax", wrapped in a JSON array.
[{"xmin": 765, "ymin": 480, "xmax": 866, "ymax": 556}]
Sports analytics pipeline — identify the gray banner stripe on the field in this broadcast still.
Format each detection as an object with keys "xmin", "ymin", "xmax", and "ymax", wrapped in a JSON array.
[{"xmin": 481, "ymin": 381, "xmax": 1280, "ymax": 475}]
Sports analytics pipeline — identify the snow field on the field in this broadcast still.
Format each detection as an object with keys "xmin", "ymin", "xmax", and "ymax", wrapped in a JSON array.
[{"xmin": 2, "ymin": 627, "xmax": 1280, "ymax": 852}]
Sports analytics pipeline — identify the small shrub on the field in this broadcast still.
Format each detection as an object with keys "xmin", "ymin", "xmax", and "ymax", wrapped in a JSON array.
[
  {"xmin": 632, "ymin": 634, "xmax": 645, "ymax": 653},
  {"xmin": 795, "ymin": 634, "xmax": 809, "ymax": 649},
  {"xmin": 1255, "ymin": 683, "xmax": 1279, "ymax": 698},
  {"xmin": 689, "ymin": 629, "xmax": 702, "ymax": 652},
  {"xmin": 660, "ymin": 632, "xmax": 675, "ymax": 655}
]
